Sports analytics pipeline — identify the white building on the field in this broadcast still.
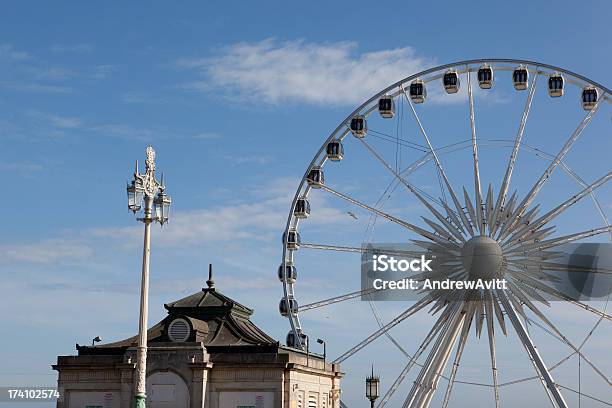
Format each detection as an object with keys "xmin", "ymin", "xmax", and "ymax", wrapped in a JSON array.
[{"xmin": 53, "ymin": 276, "xmax": 342, "ymax": 408}]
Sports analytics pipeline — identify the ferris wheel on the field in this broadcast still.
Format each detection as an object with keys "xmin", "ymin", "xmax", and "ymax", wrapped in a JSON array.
[{"xmin": 278, "ymin": 59, "xmax": 612, "ymax": 408}]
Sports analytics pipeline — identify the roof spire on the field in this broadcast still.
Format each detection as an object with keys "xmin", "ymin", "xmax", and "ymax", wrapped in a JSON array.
[{"xmin": 206, "ymin": 263, "xmax": 215, "ymax": 289}]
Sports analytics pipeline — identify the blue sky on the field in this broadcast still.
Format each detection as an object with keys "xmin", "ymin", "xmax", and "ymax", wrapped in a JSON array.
[{"xmin": 1, "ymin": 1, "xmax": 611, "ymax": 407}]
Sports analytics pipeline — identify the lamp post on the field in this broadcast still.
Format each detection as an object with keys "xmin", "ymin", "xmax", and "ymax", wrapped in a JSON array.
[
  {"xmin": 365, "ymin": 366, "xmax": 380, "ymax": 408},
  {"xmin": 316, "ymin": 338, "xmax": 326, "ymax": 362},
  {"xmin": 126, "ymin": 146, "xmax": 171, "ymax": 408}
]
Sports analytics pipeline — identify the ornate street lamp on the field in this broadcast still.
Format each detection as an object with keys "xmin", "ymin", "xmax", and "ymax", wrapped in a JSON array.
[
  {"xmin": 126, "ymin": 146, "xmax": 171, "ymax": 408},
  {"xmin": 365, "ymin": 366, "xmax": 380, "ymax": 408}
]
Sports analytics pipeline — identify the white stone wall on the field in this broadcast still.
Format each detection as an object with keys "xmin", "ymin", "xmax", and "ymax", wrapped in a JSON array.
[{"xmin": 55, "ymin": 347, "xmax": 341, "ymax": 408}]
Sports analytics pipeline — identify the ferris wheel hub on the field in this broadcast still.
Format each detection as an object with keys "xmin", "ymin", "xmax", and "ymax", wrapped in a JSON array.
[{"xmin": 461, "ymin": 235, "xmax": 505, "ymax": 280}]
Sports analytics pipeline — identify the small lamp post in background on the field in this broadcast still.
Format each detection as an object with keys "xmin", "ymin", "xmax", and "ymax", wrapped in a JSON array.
[
  {"xmin": 317, "ymin": 338, "xmax": 326, "ymax": 362},
  {"xmin": 126, "ymin": 146, "xmax": 171, "ymax": 408},
  {"xmin": 365, "ymin": 366, "xmax": 380, "ymax": 408}
]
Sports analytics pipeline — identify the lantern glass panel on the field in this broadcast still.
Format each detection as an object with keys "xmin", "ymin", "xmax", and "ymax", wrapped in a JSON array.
[
  {"xmin": 127, "ymin": 180, "xmax": 144, "ymax": 212},
  {"xmin": 154, "ymin": 192, "xmax": 171, "ymax": 224}
]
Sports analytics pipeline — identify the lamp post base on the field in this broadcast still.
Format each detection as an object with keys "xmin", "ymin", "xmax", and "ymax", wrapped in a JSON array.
[{"xmin": 133, "ymin": 395, "xmax": 146, "ymax": 408}]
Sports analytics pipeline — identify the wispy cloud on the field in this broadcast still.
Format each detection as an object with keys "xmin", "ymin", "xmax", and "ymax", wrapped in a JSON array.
[
  {"xmin": 226, "ymin": 155, "xmax": 272, "ymax": 165},
  {"xmin": 49, "ymin": 43, "xmax": 93, "ymax": 53},
  {"xmin": 0, "ymin": 177, "xmax": 351, "ymax": 265},
  {"xmin": 177, "ymin": 39, "xmax": 435, "ymax": 106},
  {"xmin": 0, "ymin": 43, "xmax": 115, "ymax": 98},
  {"xmin": 0, "ymin": 161, "xmax": 44, "ymax": 173},
  {"xmin": 91, "ymin": 64, "xmax": 117, "ymax": 79},
  {"xmin": 121, "ymin": 91, "xmax": 167, "ymax": 104},
  {"xmin": 0, "ymin": 239, "xmax": 94, "ymax": 265},
  {"xmin": 28, "ymin": 67, "xmax": 75, "ymax": 81},
  {"xmin": 1, "ymin": 82, "xmax": 74, "ymax": 94},
  {"xmin": 8, "ymin": 109, "xmax": 221, "ymax": 142},
  {"xmin": 26, "ymin": 110, "xmax": 82, "ymax": 129},
  {"xmin": 193, "ymin": 132, "xmax": 222, "ymax": 140},
  {"xmin": 0, "ymin": 43, "xmax": 31, "ymax": 61}
]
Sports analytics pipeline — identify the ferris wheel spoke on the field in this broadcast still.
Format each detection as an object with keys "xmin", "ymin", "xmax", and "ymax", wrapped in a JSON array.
[
  {"xmin": 368, "ymin": 300, "xmax": 412, "ymax": 360},
  {"xmin": 441, "ymin": 201, "xmax": 469, "ymax": 236},
  {"xmin": 508, "ymin": 269, "xmax": 612, "ymax": 322},
  {"xmin": 499, "ymin": 99, "xmax": 604, "ymax": 238},
  {"xmin": 484, "ymin": 291, "xmax": 501, "ymax": 408},
  {"xmin": 491, "ymin": 72, "xmax": 540, "ymax": 236},
  {"xmin": 501, "ymin": 226, "xmax": 556, "ymax": 250},
  {"xmin": 300, "ymin": 243, "xmax": 362, "ymax": 253},
  {"xmin": 488, "ymin": 291, "xmax": 507, "ymax": 335},
  {"xmin": 356, "ymin": 138, "xmax": 467, "ymax": 239},
  {"xmin": 501, "ymin": 308, "xmax": 608, "ymax": 388},
  {"xmin": 509, "ymin": 268, "xmax": 572, "ymax": 295},
  {"xmin": 504, "ymin": 172, "xmax": 612, "ymax": 244},
  {"xmin": 411, "ymin": 239, "xmax": 462, "ymax": 254},
  {"xmin": 402, "ymin": 89, "xmax": 475, "ymax": 235},
  {"xmin": 485, "ymin": 184, "xmax": 495, "ymax": 235},
  {"xmin": 318, "ymin": 183, "xmax": 460, "ymax": 246},
  {"xmin": 421, "ymin": 216, "xmax": 465, "ymax": 243},
  {"xmin": 333, "ymin": 294, "xmax": 435, "ymax": 364},
  {"xmin": 475, "ymin": 295, "xmax": 486, "ymax": 337},
  {"xmin": 556, "ymin": 384, "xmax": 612, "ymax": 407},
  {"xmin": 441, "ymin": 302, "xmax": 476, "ymax": 408},
  {"xmin": 299, "ymin": 288, "xmax": 380, "ymax": 311},
  {"xmin": 403, "ymin": 299, "xmax": 467, "ymax": 408},
  {"xmin": 508, "ymin": 278, "xmax": 550, "ymax": 305},
  {"xmin": 509, "ymin": 258, "xmax": 612, "ymax": 275},
  {"xmin": 467, "ymin": 70, "xmax": 486, "ymax": 235},
  {"xmin": 301, "ymin": 242, "xmax": 432, "ymax": 259},
  {"xmin": 505, "ymin": 226, "xmax": 612, "ymax": 254},
  {"xmin": 545, "ymin": 312, "xmax": 608, "ymax": 374},
  {"xmin": 463, "ymin": 187, "xmax": 478, "ymax": 228},
  {"xmin": 549, "ymin": 263, "xmax": 611, "ymax": 276},
  {"xmin": 377, "ymin": 306, "xmax": 452, "ymax": 408},
  {"xmin": 497, "ymin": 290, "xmax": 569, "ymax": 408},
  {"xmin": 496, "ymin": 190, "xmax": 519, "ymax": 234},
  {"xmin": 499, "ymin": 205, "xmax": 542, "ymax": 243},
  {"xmin": 511, "ymin": 284, "xmax": 612, "ymax": 386}
]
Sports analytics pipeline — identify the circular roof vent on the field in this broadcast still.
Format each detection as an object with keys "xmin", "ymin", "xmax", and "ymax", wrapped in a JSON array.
[{"xmin": 168, "ymin": 318, "xmax": 191, "ymax": 343}]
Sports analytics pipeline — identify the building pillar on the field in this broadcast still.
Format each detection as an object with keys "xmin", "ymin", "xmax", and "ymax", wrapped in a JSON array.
[
  {"xmin": 120, "ymin": 353, "xmax": 137, "ymax": 408},
  {"xmin": 330, "ymin": 364, "xmax": 342, "ymax": 408},
  {"xmin": 189, "ymin": 360, "xmax": 212, "ymax": 408}
]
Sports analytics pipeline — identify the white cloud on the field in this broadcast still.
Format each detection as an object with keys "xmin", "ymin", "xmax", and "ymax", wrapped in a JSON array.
[
  {"xmin": 177, "ymin": 39, "xmax": 435, "ymax": 106},
  {"xmin": 1, "ymin": 177, "xmax": 353, "ymax": 266}
]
